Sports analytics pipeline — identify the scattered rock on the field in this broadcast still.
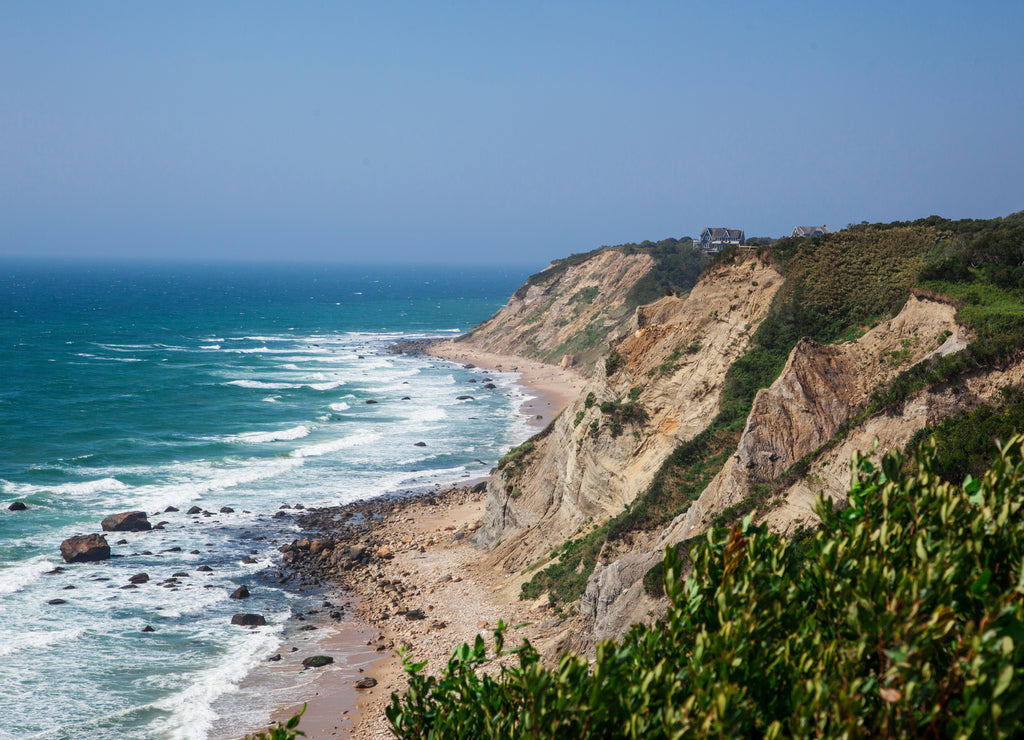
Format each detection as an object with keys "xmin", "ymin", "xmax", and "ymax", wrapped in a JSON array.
[
  {"xmin": 405, "ymin": 608, "xmax": 426, "ymax": 621},
  {"xmin": 267, "ymin": 653, "xmax": 282, "ymax": 662},
  {"xmin": 142, "ymin": 625, "xmax": 155, "ymax": 633},
  {"xmin": 187, "ymin": 506, "xmax": 202, "ymax": 515},
  {"xmin": 196, "ymin": 565, "xmax": 214, "ymax": 573},
  {"xmin": 302, "ymin": 655, "xmax": 334, "ymax": 669},
  {"xmin": 230, "ymin": 585, "xmax": 251, "ymax": 600},
  {"xmin": 241, "ymin": 556, "xmax": 258, "ymax": 564},
  {"xmin": 60, "ymin": 534, "xmax": 111, "ymax": 563},
  {"xmin": 101, "ymin": 511, "xmax": 152, "ymax": 532},
  {"xmin": 8, "ymin": 501, "xmax": 27, "ymax": 511},
  {"xmin": 48, "ymin": 599, "xmax": 67, "ymax": 605},
  {"xmin": 375, "ymin": 546, "xmax": 394, "ymax": 560},
  {"xmin": 365, "ymin": 400, "xmax": 378, "ymax": 405},
  {"xmin": 455, "ymin": 395, "xmax": 475, "ymax": 401},
  {"xmin": 413, "ymin": 442, "xmax": 427, "ymax": 447},
  {"xmin": 354, "ymin": 677, "xmax": 378, "ymax": 689},
  {"xmin": 164, "ymin": 505, "xmax": 179, "ymax": 513},
  {"xmin": 129, "ymin": 573, "xmax": 150, "ymax": 584},
  {"xmin": 220, "ymin": 506, "xmax": 234, "ymax": 514},
  {"xmin": 231, "ymin": 613, "xmax": 266, "ymax": 627}
]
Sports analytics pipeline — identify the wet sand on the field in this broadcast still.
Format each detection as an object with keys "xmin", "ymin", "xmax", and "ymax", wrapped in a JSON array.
[{"xmin": 244, "ymin": 344, "xmax": 586, "ymax": 739}]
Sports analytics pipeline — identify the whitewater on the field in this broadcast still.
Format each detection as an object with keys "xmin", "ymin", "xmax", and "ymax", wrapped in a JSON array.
[{"xmin": 0, "ymin": 260, "xmax": 530, "ymax": 739}]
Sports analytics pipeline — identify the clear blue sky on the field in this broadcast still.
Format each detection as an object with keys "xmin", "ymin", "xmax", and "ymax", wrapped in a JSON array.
[{"xmin": 2, "ymin": 1, "xmax": 1021, "ymax": 266}]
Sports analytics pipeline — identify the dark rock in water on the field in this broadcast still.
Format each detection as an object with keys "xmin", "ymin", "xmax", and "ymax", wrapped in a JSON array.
[
  {"xmin": 299, "ymin": 624, "xmax": 318, "ymax": 631},
  {"xmin": 273, "ymin": 510, "xmax": 288, "ymax": 519},
  {"xmin": 241, "ymin": 556, "xmax": 258, "ymax": 564},
  {"xmin": 48, "ymin": 599, "xmax": 67, "ymax": 605},
  {"xmin": 129, "ymin": 573, "xmax": 150, "ymax": 584},
  {"xmin": 142, "ymin": 625, "xmax": 155, "ymax": 632},
  {"xmin": 8, "ymin": 501, "xmax": 27, "ymax": 511},
  {"xmin": 294, "ymin": 504, "xmax": 304, "ymax": 510},
  {"xmin": 190, "ymin": 549, "xmax": 200, "ymax": 555},
  {"xmin": 413, "ymin": 442, "xmax": 427, "ymax": 447},
  {"xmin": 171, "ymin": 572, "xmax": 189, "ymax": 578},
  {"xmin": 354, "ymin": 676, "xmax": 377, "ymax": 689},
  {"xmin": 230, "ymin": 585, "xmax": 250, "ymax": 600},
  {"xmin": 468, "ymin": 378, "xmax": 477, "ymax": 383},
  {"xmin": 220, "ymin": 506, "xmax": 234, "ymax": 514},
  {"xmin": 302, "ymin": 655, "xmax": 334, "ymax": 669},
  {"xmin": 231, "ymin": 613, "xmax": 266, "ymax": 627},
  {"xmin": 196, "ymin": 565, "xmax": 213, "ymax": 573},
  {"xmin": 462, "ymin": 363, "xmax": 475, "ymax": 369},
  {"xmin": 164, "ymin": 547, "xmax": 182, "ymax": 553},
  {"xmin": 455, "ymin": 395, "xmax": 474, "ymax": 401},
  {"xmin": 330, "ymin": 611, "xmax": 343, "ymax": 620},
  {"xmin": 401, "ymin": 396, "xmax": 411, "ymax": 400},
  {"xmin": 267, "ymin": 653, "xmax": 282, "ymax": 662},
  {"xmin": 164, "ymin": 505, "xmax": 179, "ymax": 513},
  {"xmin": 45, "ymin": 567, "xmax": 64, "ymax": 575},
  {"xmin": 60, "ymin": 534, "xmax": 111, "ymax": 563},
  {"xmin": 63, "ymin": 585, "xmax": 76, "ymax": 590},
  {"xmin": 187, "ymin": 506, "xmax": 202, "ymax": 515},
  {"xmin": 116, "ymin": 539, "xmax": 128, "ymax": 545},
  {"xmin": 121, "ymin": 584, "xmax": 137, "ymax": 590},
  {"xmin": 365, "ymin": 399, "xmax": 378, "ymax": 405},
  {"xmin": 101, "ymin": 511, "xmax": 152, "ymax": 532},
  {"xmin": 483, "ymin": 383, "xmax": 496, "ymax": 389}
]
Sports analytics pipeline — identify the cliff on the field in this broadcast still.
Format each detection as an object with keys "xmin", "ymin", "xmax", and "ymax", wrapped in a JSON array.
[
  {"xmin": 459, "ymin": 240, "xmax": 706, "ymax": 375},
  {"xmin": 457, "ymin": 213, "xmax": 1024, "ymax": 654}
]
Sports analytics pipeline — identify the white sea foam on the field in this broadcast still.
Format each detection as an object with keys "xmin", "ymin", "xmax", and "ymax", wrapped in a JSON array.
[
  {"xmin": 290, "ymin": 431, "xmax": 383, "ymax": 458},
  {"xmin": 0, "ymin": 555, "xmax": 54, "ymax": 596},
  {"xmin": 225, "ymin": 380, "xmax": 298, "ymax": 390},
  {"xmin": 307, "ymin": 380, "xmax": 344, "ymax": 390},
  {"xmin": 329, "ymin": 402, "xmax": 350, "ymax": 412},
  {"xmin": 224, "ymin": 426, "xmax": 310, "ymax": 444},
  {"xmin": 0, "ymin": 476, "xmax": 130, "ymax": 499},
  {"xmin": 200, "ymin": 344, "xmax": 221, "ymax": 350},
  {"xmin": 151, "ymin": 621, "xmax": 284, "ymax": 740},
  {"xmin": 0, "ymin": 627, "xmax": 85, "ymax": 658}
]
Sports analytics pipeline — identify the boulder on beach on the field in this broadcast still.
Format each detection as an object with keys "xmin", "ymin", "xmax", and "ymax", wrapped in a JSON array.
[
  {"xmin": 302, "ymin": 655, "xmax": 334, "ymax": 669},
  {"xmin": 101, "ymin": 511, "xmax": 152, "ymax": 532},
  {"xmin": 354, "ymin": 676, "xmax": 378, "ymax": 689},
  {"xmin": 230, "ymin": 613, "xmax": 266, "ymax": 627},
  {"xmin": 60, "ymin": 534, "xmax": 111, "ymax": 563},
  {"xmin": 8, "ymin": 501, "xmax": 27, "ymax": 511}
]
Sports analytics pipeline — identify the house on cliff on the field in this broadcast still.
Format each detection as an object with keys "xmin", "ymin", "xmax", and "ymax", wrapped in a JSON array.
[{"xmin": 699, "ymin": 227, "xmax": 745, "ymax": 253}]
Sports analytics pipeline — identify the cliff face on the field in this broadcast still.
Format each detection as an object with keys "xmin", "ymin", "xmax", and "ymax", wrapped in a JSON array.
[
  {"xmin": 459, "ymin": 249, "xmax": 655, "ymax": 375},
  {"xmin": 474, "ymin": 257, "xmax": 784, "ymax": 571},
  {"xmin": 582, "ymin": 294, "xmax": 1023, "ymax": 646}
]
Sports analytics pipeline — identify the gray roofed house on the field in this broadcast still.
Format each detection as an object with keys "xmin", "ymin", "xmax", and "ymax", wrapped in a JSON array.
[
  {"xmin": 699, "ymin": 227, "xmax": 745, "ymax": 253},
  {"xmin": 791, "ymin": 225, "xmax": 831, "ymax": 238}
]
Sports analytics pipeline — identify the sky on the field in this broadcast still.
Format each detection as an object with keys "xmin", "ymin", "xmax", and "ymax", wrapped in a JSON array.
[{"xmin": 1, "ymin": 1, "xmax": 1022, "ymax": 267}]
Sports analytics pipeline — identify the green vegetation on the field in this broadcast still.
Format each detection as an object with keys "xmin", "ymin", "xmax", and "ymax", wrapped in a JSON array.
[
  {"xmin": 604, "ymin": 349, "xmax": 623, "ymax": 376},
  {"xmin": 388, "ymin": 437, "xmax": 1024, "ymax": 738},
  {"xmin": 570, "ymin": 285, "xmax": 599, "ymax": 306},
  {"xmin": 619, "ymin": 237, "xmax": 709, "ymax": 308},
  {"xmin": 907, "ymin": 385, "xmax": 1024, "ymax": 485},
  {"xmin": 244, "ymin": 705, "xmax": 305, "ymax": 739},
  {"xmin": 519, "ymin": 523, "xmax": 609, "ymax": 604},
  {"xmin": 597, "ymin": 399, "xmax": 649, "ymax": 438}
]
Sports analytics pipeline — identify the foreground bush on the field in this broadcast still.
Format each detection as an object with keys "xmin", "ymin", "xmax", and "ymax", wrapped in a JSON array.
[{"xmin": 387, "ymin": 436, "xmax": 1024, "ymax": 738}]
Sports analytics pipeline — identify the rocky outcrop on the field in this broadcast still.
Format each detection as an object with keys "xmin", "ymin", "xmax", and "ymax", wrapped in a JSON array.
[
  {"xmin": 460, "ymin": 249, "xmax": 656, "ymax": 374},
  {"xmin": 660, "ymin": 294, "xmax": 968, "ymax": 544},
  {"xmin": 101, "ymin": 511, "xmax": 152, "ymax": 532},
  {"xmin": 60, "ymin": 534, "xmax": 111, "ymax": 563},
  {"xmin": 475, "ymin": 256, "xmax": 784, "ymax": 572},
  {"xmin": 577, "ymin": 295, "xmax": 987, "ymax": 646},
  {"xmin": 231, "ymin": 613, "xmax": 266, "ymax": 627}
]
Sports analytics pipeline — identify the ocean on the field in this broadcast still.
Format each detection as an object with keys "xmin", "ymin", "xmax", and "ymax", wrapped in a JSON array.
[{"xmin": 0, "ymin": 260, "xmax": 531, "ymax": 739}]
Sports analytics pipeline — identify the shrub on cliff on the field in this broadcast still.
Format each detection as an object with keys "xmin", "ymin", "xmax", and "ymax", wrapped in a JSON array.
[{"xmin": 387, "ymin": 436, "xmax": 1024, "ymax": 738}]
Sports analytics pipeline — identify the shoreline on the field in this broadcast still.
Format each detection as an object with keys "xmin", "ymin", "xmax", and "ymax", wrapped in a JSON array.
[{"xmin": 244, "ymin": 342, "xmax": 586, "ymax": 739}]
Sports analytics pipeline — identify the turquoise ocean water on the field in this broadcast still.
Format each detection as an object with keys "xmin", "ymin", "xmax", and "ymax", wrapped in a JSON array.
[{"xmin": 0, "ymin": 260, "xmax": 530, "ymax": 739}]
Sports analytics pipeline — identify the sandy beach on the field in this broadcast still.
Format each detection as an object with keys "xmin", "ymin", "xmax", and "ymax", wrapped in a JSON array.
[{"xmin": 251, "ymin": 343, "xmax": 586, "ymax": 739}]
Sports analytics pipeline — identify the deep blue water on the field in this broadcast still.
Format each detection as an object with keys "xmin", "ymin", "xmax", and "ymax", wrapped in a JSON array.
[{"xmin": 0, "ymin": 260, "xmax": 530, "ymax": 739}]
